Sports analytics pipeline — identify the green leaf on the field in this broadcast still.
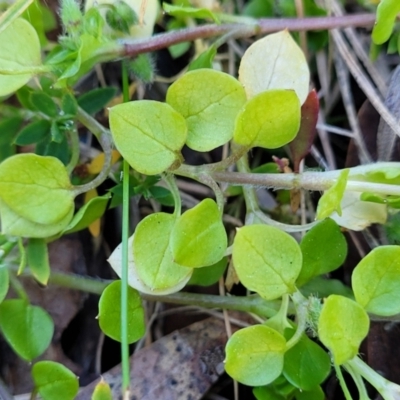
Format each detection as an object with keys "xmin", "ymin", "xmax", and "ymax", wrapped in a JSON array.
[
  {"xmin": 16, "ymin": 86, "xmax": 36, "ymax": 110},
  {"xmin": 233, "ymin": 90, "xmax": 301, "ymax": 149},
  {"xmin": 187, "ymin": 257, "xmax": 227, "ymax": 286},
  {"xmin": 372, "ymin": 0, "xmax": 400, "ymax": 45},
  {"xmin": 32, "ymin": 361, "xmax": 79, "ymax": 400},
  {"xmin": 253, "ymin": 385, "xmax": 286, "ymax": 400},
  {"xmin": 133, "ymin": 213, "xmax": 193, "ymax": 291},
  {"xmin": 225, "ymin": 325, "xmax": 286, "ymax": 386},
  {"xmin": 91, "ymin": 379, "xmax": 112, "ymax": 400},
  {"xmin": 232, "ymin": 225, "xmax": 302, "ymax": 300},
  {"xmin": 0, "ymin": 18, "xmax": 42, "ymax": 96},
  {"xmin": 318, "ymin": 295, "xmax": 369, "ymax": 365},
  {"xmin": 0, "ymin": 197, "xmax": 74, "ymax": 238},
  {"xmin": 105, "ymin": 0, "xmax": 138, "ymax": 33},
  {"xmin": 98, "ymin": 280, "xmax": 145, "ymax": 343},
  {"xmin": 0, "ymin": 267, "xmax": 9, "ymax": 304},
  {"xmin": 14, "ymin": 120, "xmax": 51, "ymax": 146},
  {"xmin": 294, "ymin": 386, "xmax": 325, "ymax": 400},
  {"xmin": 352, "ymin": 246, "xmax": 400, "ymax": 316},
  {"xmin": 0, "ymin": 299, "xmax": 54, "ymax": 361},
  {"xmin": 300, "ymin": 276, "xmax": 353, "ymax": 299},
  {"xmin": 171, "ymin": 199, "xmax": 227, "ymax": 268},
  {"xmin": 283, "ymin": 334, "xmax": 331, "ymax": 390},
  {"xmin": 316, "ymin": 169, "xmax": 349, "ymax": 220},
  {"xmin": 63, "ymin": 193, "xmax": 111, "ymax": 234},
  {"xmin": 109, "ymin": 100, "xmax": 187, "ymax": 175},
  {"xmin": 239, "ymin": 30, "xmax": 310, "ymax": 104},
  {"xmin": 147, "ymin": 186, "xmax": 174, "ymax": 207},
  {"xmin": 27, "ymin": 238, "xmax": 50, "ymax": 285},
  {"xmin": 166, "ymin": 69, "xmax": 247, "ymax": 152},
  {"xmin": 163, "ymin": 3, "xmax": 220, "ymax": 23},
  {"xmin": 61, "ymin": 92, "xmax": 78, "ymax": 116},
  {"xmin": 109, "ymin": 234, "xmax": 192, "ymax": 295},
  {"xmin": 50, "ymin": 121, "xmax": 63, "ymax": 143},
  {"xmin": 187, "ymin": 45, "xmax": 217, "ymax": 71},
  {"xmin": 244, "ymin": 0, "xmax": 274, "ymax": 17},
  {"xmin": 0, "ymin": 153, "xmax": 74, "ymax": 224},
  {"xmin": 30, "ymin": 92, "xmax": 59, "ymax": 117},
  {"xmin": 384, "ymin": 213, "xmax": 400, "ymax": 245},
  {"xmin": 0, "ymin": 116, "xmax": 22, "ymax": 161},
  {"xmin": 297, "ymin": 218, "xmax": 347, "ymax": 286}
]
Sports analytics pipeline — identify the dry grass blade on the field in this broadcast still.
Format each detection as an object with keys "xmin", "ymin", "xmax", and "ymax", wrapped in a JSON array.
[{"xmin": 330, "ymin": 28, "xmax": 400, "ymax": 154}]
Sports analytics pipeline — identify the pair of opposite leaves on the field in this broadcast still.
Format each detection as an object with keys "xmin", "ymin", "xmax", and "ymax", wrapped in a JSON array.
[{"xmin": 109, "ymin": 30, "xmax": 310, "ymax": 175}]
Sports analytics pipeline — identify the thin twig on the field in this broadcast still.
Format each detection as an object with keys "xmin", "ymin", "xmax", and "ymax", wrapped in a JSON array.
[{"xmin": 118, "ymin": 14, "xmax": 376, "ymax": 57}]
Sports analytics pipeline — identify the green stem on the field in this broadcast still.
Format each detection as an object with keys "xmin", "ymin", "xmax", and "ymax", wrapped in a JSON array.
[
  {"xmin": 14, "ymin": 266, "xmax": 284, "ymax": 317},
  {"xmin": 66, "ymin": 126, "xmax": 80, "ymax": 174},
  {"xmin": 72, "ymin": 107, "xmax": 113, "ymax": 196},
  {"xmin": 285, "ymin": 291, "xmax": 308, "ymax": 350},
  {"xmin": 335, "ymin": 364, "xmax": 354, "ymax": 400},
  {"xmin": 17, "ymin": 238, "xmax": 26, "ymax": 275},
  {"xmin": 345, "ymin": 361, "xmax": 371, "ymax": 400},
  {"xmin": 9, "ymin": 273, "xmax": 28, "ymax": 302},
  {"xmin": 0, "ymin": 239, "xmax": 17, "ymax": 261},
  {"xmin": 120, "ymin": 61, "xmax": 131, "ymax": 396},
  {"xmin": 163, "ymin": 173, "xmax": 181, "ymax": 217},
  {"xmin": 346, "ymin": 357, "xmax": 400, "ymax": 400},
  {"xmin": 198, "ymin": 173, "xmax": 225, "ymax": 213}
]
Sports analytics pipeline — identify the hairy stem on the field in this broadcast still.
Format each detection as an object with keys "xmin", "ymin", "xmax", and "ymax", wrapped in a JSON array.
[{"xmin": 116, "ymin": 14, "xmax": 376, "ymax": 57}]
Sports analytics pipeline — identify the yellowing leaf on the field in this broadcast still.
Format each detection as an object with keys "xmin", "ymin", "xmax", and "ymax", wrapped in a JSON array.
[
  {"xmin": 109, "ymin": 234, "xmax": 192, "ymax": 295},
  {"xmin": 87, "ymin": 150, "xmax": 121, "ymax": 175},
  {"xmin": 166, "ymin": 69, "xmax": 246, "ymax": 152},
  {"xmin": 171, "ymin": 199, "xmax": 227, "ymax": 268},
  {"xmin": 233, "ymin": 224, "xmax": 302, "ymax": 300},
  {"xmin": 0, "ymin": 18, "xmax": 42, "ymax": 96},
  {"xmin": 0, "ymin": 154, "xmax": 74, "ymax": 225},
  {"xmin": 233, "ymin": 89, "xmax": 300, "ymax": 149},
  {"xmin": 225, "ymin": 325, "xmax": 286, "ymax": 386},
  {"xmin": 0, "ymin": 198, "xmax": 74, "ymax": 238},
  {"xmin": 318, "ymin": 295, "xmax": 369, "ymax": 365},
  {"xmin": 239, "ymin": 30, "xmax": 309, "ymax": 104},
  {"xmin": 352, "ymin": 246, "xmax": 400, "ymax": 316},
  {"xmin": 109, "ymin": 100, "xmax": 187, "ymax": 175},
  {"xmin": 329, "ymin": 191, "xmax": 387, "ymax": 231}
]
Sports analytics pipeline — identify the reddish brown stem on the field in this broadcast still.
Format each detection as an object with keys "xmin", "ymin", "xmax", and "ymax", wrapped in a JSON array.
[{"xmin": 120, "ymin": 13, "xmax": 376, "ymax": 56}]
